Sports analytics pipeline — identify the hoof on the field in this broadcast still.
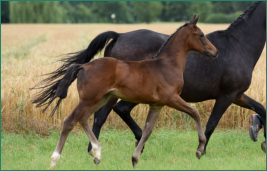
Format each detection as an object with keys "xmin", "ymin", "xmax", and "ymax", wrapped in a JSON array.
[
  {"xmin": 132, "ymin": 156, "xmax": 138, "ymax": 167},
  {"xmin": 249, "ymin": 126, "xmax": 258, "ymax": 142},
  {"xmin": 249, "ymin": 114, "xmax": 262, "ymax": 142},
  {"xmin": 261, "ymin": 141, "xmax": 266, "ymax": 153},
  {"xmin": 196, "ymin": 150, "xmax": 202, "ymax": 159},
  {"xmin": 94, "ymin": 158, "xmax": 100, "ymax": 165}
]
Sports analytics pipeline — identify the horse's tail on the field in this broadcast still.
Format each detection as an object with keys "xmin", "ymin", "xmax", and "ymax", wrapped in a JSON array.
[
  {"xmin": 31, "ymin": 31, "xmax": 120, "ymax": 116},
  {"xmin": 31, "ymin": 64, "xmax": 83, "ymax": 117},
  {"xmin": 61, "ymin": 31, "xmax": 120, "ymax": 65}
]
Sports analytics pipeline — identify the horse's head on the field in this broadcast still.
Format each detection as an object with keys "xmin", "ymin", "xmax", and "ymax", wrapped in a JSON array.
[{"xmin": 184, "ymin": 15, "xmax": 218, "ymax": 59}]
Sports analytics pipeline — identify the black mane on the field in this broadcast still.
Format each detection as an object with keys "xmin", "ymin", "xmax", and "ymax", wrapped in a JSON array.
[{"xmin": 227, "ymin": 1, "xmax": 261, "ymax": 30}]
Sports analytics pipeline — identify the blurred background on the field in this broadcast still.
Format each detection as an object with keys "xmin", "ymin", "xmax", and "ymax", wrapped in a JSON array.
[{"xmin": 1, "ymin": 1, "xmax": 255, "ymax": 24}]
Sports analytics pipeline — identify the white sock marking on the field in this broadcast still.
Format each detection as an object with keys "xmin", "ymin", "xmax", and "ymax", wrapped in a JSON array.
[{"xmin": 50, "ymin": 151, "xmax": 60, "ymax": 168}]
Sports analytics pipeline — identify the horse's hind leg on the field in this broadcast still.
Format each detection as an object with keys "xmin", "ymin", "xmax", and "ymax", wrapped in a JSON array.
[
  {"xmin": 50, "ymin": 101, "xmax": 92, "ymax": 169},
  {"xmin": 166, "ymin": 94, "xmax": 206, "ymax": 159},
  {"xmin": 132, "ymin": 105, "xmax": 162, "ymax": 167},
  {"xmin": 79, "ymin": 95, "xmax": 113, "ymax": 164}
]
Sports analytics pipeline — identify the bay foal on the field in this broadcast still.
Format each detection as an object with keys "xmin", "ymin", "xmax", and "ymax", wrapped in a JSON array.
[{"xmin": 44, "ymin": 16, "xmax": 218, "ymax": 168}]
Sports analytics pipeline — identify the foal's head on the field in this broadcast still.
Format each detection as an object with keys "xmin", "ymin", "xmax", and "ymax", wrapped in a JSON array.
[{"xmin": 183, "ymin": 15, "xmax": 218, "ymax": 59}]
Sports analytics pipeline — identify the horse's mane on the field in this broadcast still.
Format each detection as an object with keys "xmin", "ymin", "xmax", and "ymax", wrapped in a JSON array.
[
  {"xmin": 227, "ymin": 1, "xmax": 261, "ymax": 30},
  {"xmin": 152, "ymin": 23, "xmax": 187, "ymax": 59}
]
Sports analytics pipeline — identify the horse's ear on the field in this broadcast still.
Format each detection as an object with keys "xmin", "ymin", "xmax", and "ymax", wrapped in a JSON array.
[{"xmin": 190, "ymin": 15, "xmax": 200, "ymax": 25}]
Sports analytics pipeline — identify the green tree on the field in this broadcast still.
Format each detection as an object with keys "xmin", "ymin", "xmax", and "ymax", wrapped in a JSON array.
[
  {"xmin": 190, "ymin": 1, "xmax": 213, "ymax": 22},
  {"xmin": 1, "ymin": 1, "xmax": 10, "ymax": 23},
  {"xmin": 211, "ymin": 2, "xmax": 235, "ymax": 14},
  {"xmin": 10, "ymin": 2, "xmax": 66, "ymax": 23},
  {"xmin": 60, "ymin": 2, "xmax": 94, "ymax": 23},
  {"xmin": 132, "ymin": 1, "xmax": 163, "ymax": 23},
  {"xmin": 90, "ymin": 1, "xmax": 133, "ymax": 23},
  {"xmin": 163, "ymin": 1, "xmax": 192, "ymax": 22},
  {"xmin": 232, "ymin": 1, "xmax": 255, "ymax": 11}
]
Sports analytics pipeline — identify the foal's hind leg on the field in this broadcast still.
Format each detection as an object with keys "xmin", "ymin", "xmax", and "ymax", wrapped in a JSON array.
[
  {"xmin": 132, "ymin": 105, "xmax": 162, "ymax": 167},
  {"xmin": 50, "ymin": 101, "xmax": 92, "ymax": 169},
  {"xmin": 88, "ymin": 96, "xmax": 118, "ymax": 153},
  {"xmin": 166, "ymin": 94, "xmax": 206, "ymax": 159},
  {"xmin": 79, "ymin": 95, "xmax": 112, "ymax": 164}
]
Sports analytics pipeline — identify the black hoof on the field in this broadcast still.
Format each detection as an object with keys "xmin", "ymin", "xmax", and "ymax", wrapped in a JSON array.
[
  {"xmin": 249, "ymin": 126, "xmax": 258, "ymax": 142},
  {"xmin": 249, "ymin": 114, "xmax": 262, "ymax": 142},
  {"xmin": 196, "ymin": 150, "xmax": 202, "ymax": 159},
  {"xmin": 94, "ymin": 158, "xmax": 100, "ymax": 165},
  {"xmin": 261, "ymin": 141, "xmax": 266, "ymax": 153},
  {"xmin": 132, "ymin": 156, "xmax": 138, "ymax": 167},
  {"xmin": 135, "ymin": 141, "xmax": 145, "ymax": 153}
]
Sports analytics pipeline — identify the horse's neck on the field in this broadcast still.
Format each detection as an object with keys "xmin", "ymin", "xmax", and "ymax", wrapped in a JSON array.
[
  {"xmin": 227, "ymin": 2, "xmax": 266, "ymax": 66},
  {"xmin": 157, "ymin": 31, "xmax": 189, "ymax": 72}
]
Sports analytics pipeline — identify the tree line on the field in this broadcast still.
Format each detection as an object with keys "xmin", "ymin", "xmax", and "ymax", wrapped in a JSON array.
[{"xmin": 1, "ymin": 1, "xmax": 255, "ymax": 24}]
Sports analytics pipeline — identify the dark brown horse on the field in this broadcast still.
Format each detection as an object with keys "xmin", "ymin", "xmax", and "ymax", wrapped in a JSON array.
[
  {"xmin": 82, "ymin": 1, "xmax": 265, "ymax": 154},
  {"xmin": 33, "ymin": 16, "xmax": 218, "ymax": 168}
]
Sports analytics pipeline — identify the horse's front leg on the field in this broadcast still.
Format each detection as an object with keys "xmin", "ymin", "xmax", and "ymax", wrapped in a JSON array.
[
  {"xmin": 166, "ymin": 94, "xmax": 206, "ymax": 159},
  {"xmin": 233, "ymin": 93, "xmax": 266, "ymax": 153},
  {"xmin": 132, "ymin": 105, "xmax": 163, "ymax": 167}
]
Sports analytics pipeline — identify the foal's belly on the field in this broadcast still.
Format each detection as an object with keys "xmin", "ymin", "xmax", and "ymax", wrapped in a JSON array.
[{"xmin": 107, "ymin": 88, "xmax": 161, "ymax": 104}]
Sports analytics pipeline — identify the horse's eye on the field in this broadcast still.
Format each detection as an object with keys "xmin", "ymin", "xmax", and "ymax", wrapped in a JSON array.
[{"xmin": 200, "ymin": 34, "xmax": 204, "ymax": 37}]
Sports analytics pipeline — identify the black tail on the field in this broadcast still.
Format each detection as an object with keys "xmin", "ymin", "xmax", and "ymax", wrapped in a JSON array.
[
  {"xmin": 31, "ymin": 64, "xmax": 83, "ymax": 117},
  {"xmin": 31, "ymin": 31, "xmax": 120, "ymax": 117}
]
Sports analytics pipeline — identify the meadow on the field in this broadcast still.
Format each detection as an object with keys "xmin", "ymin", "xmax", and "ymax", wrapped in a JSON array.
[
  {"xmin": 1, "ymin": 23, "xmax": 266, "ymax": 169},
  {"xmin": 1, "ymin": 129, "xmax": 266, "ymax": 170}
]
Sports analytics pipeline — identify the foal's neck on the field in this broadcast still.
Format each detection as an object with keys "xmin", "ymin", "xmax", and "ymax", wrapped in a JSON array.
[{"xmin": 156, "ymin": 29, "xmax": 190, "ymax": 72}]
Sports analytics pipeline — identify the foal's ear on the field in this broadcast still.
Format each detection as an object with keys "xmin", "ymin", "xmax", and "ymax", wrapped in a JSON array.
[{"xmin": 189, "ymin": 15, "xmax": 200, "ymax": 25}]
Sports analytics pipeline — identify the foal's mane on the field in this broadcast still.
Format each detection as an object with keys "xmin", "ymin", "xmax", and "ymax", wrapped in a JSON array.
[
  {"xmin": 227, "ymin": 1, "xmax": 261, "ymax": 30},
  {"xmin": 152, "ymin": 23, "xmax": 188, "ymax": 59}
]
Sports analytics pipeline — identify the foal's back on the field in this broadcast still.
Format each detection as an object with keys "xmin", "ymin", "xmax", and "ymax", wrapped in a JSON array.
[{"xmin": 79, "ymin": 57, "xmax": 182, "ymax": 104}]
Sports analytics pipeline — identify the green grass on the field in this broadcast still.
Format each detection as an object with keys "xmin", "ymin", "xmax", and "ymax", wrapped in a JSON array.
[{"xmin": 1, "ymin": 129, "xmax": 266, "ymax": 170}]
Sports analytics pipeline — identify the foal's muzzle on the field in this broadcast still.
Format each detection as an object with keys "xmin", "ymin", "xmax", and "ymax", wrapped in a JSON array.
[
  {"xmin": 213, "ymin": 51, "xmax": 219, "ymax": 59},
  {"xmin": 208, "ymin": 50, "xmax": 218, "ymax": 59}
]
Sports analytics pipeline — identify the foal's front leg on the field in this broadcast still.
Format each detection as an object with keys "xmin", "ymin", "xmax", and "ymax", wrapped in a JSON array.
[
  {"xmin": 166, "ymin": 94, "xmax": 206, "ymax": 159},
  {"xmin": 132, "ymin": 105, "xmax": 163, "ymax": 167}
]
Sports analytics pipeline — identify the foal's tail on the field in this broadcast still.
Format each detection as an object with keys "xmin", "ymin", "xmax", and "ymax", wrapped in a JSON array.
[
  {"xmin": 31, "ymin": 31, "xmax": 120, "ymax": 117},
  {"xmin": 31, "ymin": 64, "xmax": 83, "ymax": 117}
]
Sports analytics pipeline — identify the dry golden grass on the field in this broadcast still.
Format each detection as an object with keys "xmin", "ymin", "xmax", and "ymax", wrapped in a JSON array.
[{"xmin": 1, "ymin": 23, "xmax": 266, "ymax": 135}]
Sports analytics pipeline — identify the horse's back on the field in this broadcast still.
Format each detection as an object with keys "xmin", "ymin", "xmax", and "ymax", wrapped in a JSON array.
[{"xmin": 111, "ymin": 29, "xmax": 169, "ymax": 61}]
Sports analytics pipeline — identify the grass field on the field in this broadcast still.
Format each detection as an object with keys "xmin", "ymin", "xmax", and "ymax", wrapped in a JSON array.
[
  {"xmin": 1, "ymin": 23, "xmax": 266, "ymax": 135},
  {"xmin": 1, "ymin": 129, "xmax": 266, "ymax": 170}
]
